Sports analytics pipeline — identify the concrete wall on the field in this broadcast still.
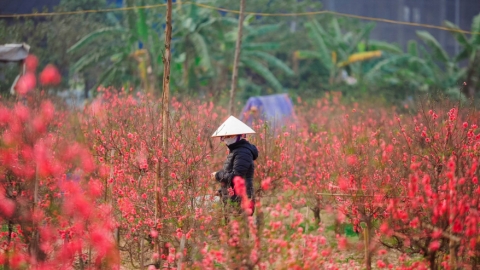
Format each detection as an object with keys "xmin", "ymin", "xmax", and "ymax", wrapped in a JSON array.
[{"xmin": 324, "ymin": 0, "xmax": 480, "ymax": 57}]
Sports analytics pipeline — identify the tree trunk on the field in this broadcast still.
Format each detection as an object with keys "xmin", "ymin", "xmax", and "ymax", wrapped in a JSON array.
[
  {"xmin": 311, "ymin": 206, "xmax": 321, "ymax": 224},
  {"xmin": 472, "ymin": 257, "xmax": 478, "ymax": 270},
  {"xmin": 228, "ymin": 0, "xmax": 246, "ymax": 116},
  {"xmin": 83, "ymin": 71, "xmax": 94, "ymax": 99},
  {"xmin": 429, "ymin": 252, "xmax": 438, "ymax": 270},
  {"xmin": 363, "ymin": 220, "xmax": 373, "ymax": 270}
]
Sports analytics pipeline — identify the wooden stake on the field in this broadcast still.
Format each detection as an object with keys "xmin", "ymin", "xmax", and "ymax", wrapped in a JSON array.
[
  {"xmin": 228, "ymin": 0, "xmax": 246, "ymax": 116},
  {"xmin": 156, "ymin": 0, "xmax": 173, "ymax": 267}
]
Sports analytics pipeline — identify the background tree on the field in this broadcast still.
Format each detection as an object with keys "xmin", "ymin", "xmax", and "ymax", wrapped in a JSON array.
[
  {"xmin": 68, "ymin": 0, "xmax": 165, "ymax": 95},
  {"xmin": 445, "ymin": 14, "xmax": 480, "ymax": 98}
]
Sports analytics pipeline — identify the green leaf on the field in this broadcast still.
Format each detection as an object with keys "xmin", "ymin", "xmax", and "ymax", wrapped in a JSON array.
[
  {"xmin": 110, "ymin": 52, "xmax": 127, "ymax": 63},
  {"xmin": 451, "ymin": 67, "xmax": 467, "ymax": 84},
  {"xmin": 348, "ymin": 22, "xmax": 375, "ymax": 54},
  {"xmin": 330, "ymin": 18, "xmax": 343, "ymax": 42},
  {"xmin": 308, "ymin": 20, "xmax": 328, "ymax": 38},
  {"xmin": 188, "ymin": 1, "xmax": 199, "ymax": 20},
  {"xmin": 365, "ymin": 55, "xmax": 409, "ymax": 79},
  {"xmin": 365, "ymin": 54, "xmax": 435, "ymax": 81},
  {"xmin": 70, "ymin": 50, "xmax": 114, "ymax": 73},
  {"xmin": 444, "ymin": 20, "xmax": 471, "ymax": 48},
  {"xmin": 242, "ymin": 57, "xmax": 284, "ymax": 92},
  {"xmin": 305, "ymin": 21, "xmax": 332, "ymax": 71},
  {"xmin": 294, "ymin": 50, "xmax": 322, "ymax": 60},
  {"xmin": 125, "ymin": 0, "xmax": 138, "ymax": 33},
  {"xmin": 243, "ymin": 51, "xmax": 294, "ymax": 76},
  {"xmin": 174, "ymin": 52, "xmax": 186, "ymax": 63},
  {"xmin": 189, "ymin": 32, "xmax": 213, "ymax": 72},
  {"xmin": 407, "ymin": 56, "xmax": 436, "ymax": 79},
  {"xmin": 407, "ymin": 40, "xmax": 418, "ymax": 57},
  {"xmin": 182, "ymin": 18, "xmax": 195, "ymax": 32},
  {"xmin": 471, "ymin": 14, "xmax": 480, "ymax": 46},
  {"xmin": 196, "ymin": 17, "xmax": 217, "ymax": 32},
  {"xmin": 244, "ymin": 23, "xmax": 282, "ymax": 40},
  {"xmin": 369, "ymin": 40, "xmax": 403, "ymax": 54},
  {"xmin": 68, "ymin": 28, "xmax": 127, "ymax": 53},
  {"xmin": 136, "ymin": 5, "xmax": 149, "ymax": 43},
  {"xmin": 416, "ymin": 30, "xmax": 449, "ymax": 63},
  {"xmin": 242, "ymin": 42, "xmax": 280, "ymax": 51},
  {"xmin": 454, "ymin": 48, "xmax": 470, "ymax": 62}
]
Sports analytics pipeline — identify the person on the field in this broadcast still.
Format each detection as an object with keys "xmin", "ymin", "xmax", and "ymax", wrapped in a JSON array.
[{"xmin": 211, "ymin": 116, "xmax": 259, "ymax": 216}]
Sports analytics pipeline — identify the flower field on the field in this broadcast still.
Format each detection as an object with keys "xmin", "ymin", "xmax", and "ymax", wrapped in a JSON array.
[{"xmin": 1, "ymin": 65, "xmax": 480, "ymax": 270}]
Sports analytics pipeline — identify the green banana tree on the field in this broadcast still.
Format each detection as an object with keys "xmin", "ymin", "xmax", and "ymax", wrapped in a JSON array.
[
  {"xmin": 170, "ymin": 1, "xmax": 230, "ymax": 94},
  {"xmin": 364, "ymin": 40, "xmax": 438, "ymax": 99},
  {"xmin": 365, "ymin": 32, "xmax": 466, "ymax": 100},
  {"xmin": 445, "ymin": 14, "xmax": 480, "ymax": 98},
  {"xmin": 68, "ymin": 0, "xmax": 163, "ymax": 94},
  {"xmin": 365, "ymin": 14, "xmax": 480, "ymax": 100},
  {"xmin": 294, "ymin": 18, "xmax": 385, "ymax": 85},
  {"xmin": 417, "ymin": 30, "xmax": 465, "ymax": 94},
  {"xmin": 217, "ymin": 18, "xmax": 294, "ymax": 95}
]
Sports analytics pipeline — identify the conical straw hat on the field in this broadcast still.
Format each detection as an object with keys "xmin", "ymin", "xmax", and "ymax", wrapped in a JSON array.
[{"xmin": 211, "ymin": 116, "xmax": 256, "ymax": 137}]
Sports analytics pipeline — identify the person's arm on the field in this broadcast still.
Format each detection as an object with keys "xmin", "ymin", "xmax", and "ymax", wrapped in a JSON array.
[{"xmin": 215, "ymin": 152, "xmax": 251, "ymax": 183}]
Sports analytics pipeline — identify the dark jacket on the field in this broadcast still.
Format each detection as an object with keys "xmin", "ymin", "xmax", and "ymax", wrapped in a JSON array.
[{"xmin": 215, "ymin": 139, "xmax": 258, "ymax": 200}]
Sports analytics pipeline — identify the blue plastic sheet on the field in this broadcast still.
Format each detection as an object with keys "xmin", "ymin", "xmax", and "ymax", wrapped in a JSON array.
[{"xmin": 239, "ymin": 93, "xmax": 296, "ymax": 130}]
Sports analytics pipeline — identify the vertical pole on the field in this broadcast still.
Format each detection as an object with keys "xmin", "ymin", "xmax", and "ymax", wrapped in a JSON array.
[
  {"xmin": 157, "ymin": 0, "xmax": 173, "ymax": 267},
  {"xmin": 161, "ymin": 0, "xmax": 172, "ymax": 199},
  {"xmin": 228, "ymin": 0, "xmax": 246, "ymax": 116}
]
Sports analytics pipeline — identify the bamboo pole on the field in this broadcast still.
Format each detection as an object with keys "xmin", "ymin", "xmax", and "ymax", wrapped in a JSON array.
[
  {"xmin": 228, "ymin": 0, "xmax": 246, "ymax": 116},
  {"xmin": 156, "ymin": 0, "xmax": 173, "ymax": 267}
]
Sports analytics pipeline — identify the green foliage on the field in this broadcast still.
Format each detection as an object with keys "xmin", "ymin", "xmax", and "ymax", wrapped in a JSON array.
[
  {"xmin": 68, "ymin": 0, "xmax": 168, "ymax": 93},
  {"xmin": 471, "ymin": 14, "xmax": 480, "ymax": 46},
  {"xmin": 0, "ymin": 0, "xmax": 110, "ymax": 95},
  {"xmin": 68, "ymin": 28, "xmax": 127, "ymax": 54},
  {"xmin": 170, "ymin": 2, "xmax": 222, "ymax": 94},
  {"xmin": 416, "ymin": 31, "xmax": 449, "ymax": 63},
  {"xmin": 1, "ymin": 0, "xmax": 479, "ymax": 104},
  {"xmin": 368, "ymin": 41, "xmax": 403, "ymax": 54},
  {"xmin": 304, "ymin": 20, "xmax": 334, "ymax": 71}
]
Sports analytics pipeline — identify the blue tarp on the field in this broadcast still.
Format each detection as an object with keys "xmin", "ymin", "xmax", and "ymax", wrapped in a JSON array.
[{"xmin": 239, "ymin": 93, "xmax": 296, "ymax": 130}]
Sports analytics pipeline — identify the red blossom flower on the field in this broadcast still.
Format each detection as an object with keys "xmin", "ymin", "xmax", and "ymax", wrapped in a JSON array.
[
  {"xmin": 429, "ymin": 240, "xmax": 440, "ymax": 251},
  {"xmin": 39, "ymin": 64, "xmax": 61, "ymax": 85},
  {"xmin": 377, "ymin": 260, "xmax": 386, "ymax": 268},
  {"xmin": 15, "ymin": 72, "xmax": 36, "ymax": 94},
  {"xmin": 24, "ymin": 54, "xmax": 39, "ymax": 72}
]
